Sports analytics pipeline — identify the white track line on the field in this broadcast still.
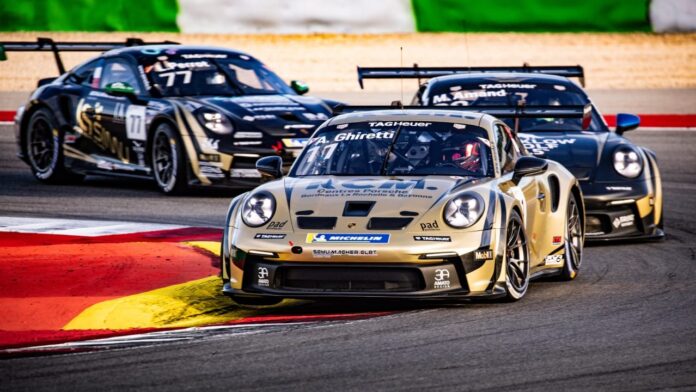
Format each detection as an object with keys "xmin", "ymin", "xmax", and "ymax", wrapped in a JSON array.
[{"xmin": 0, "ymin": 216, "xmax": 185, "ymax": 236}]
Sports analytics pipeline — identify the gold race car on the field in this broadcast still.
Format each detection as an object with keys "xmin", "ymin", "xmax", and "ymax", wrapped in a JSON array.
[{"xmin": 220, "ymin": 108, "xmax": 585, "ymax": 304}]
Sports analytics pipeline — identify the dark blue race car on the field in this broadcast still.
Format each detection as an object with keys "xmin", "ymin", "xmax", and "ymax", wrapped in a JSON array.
[{"xmin": 355, "ymin": 65, "xmax": 663, "ymax": 242}]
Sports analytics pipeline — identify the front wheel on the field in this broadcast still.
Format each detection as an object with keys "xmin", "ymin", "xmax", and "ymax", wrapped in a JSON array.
[
  {"xmin": 560, "ymin": 192, "xmax": 583, "ymax": 280},
  {"xmin": 503, "ymin": 210, "xmax": 530, "ymax": 301},
  {"xmin": 151, "ymin": 123, "xmax": 187, "ymax": 194}
]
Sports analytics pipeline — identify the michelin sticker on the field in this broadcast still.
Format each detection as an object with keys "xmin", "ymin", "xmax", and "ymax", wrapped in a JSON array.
[{"xmin": 306, "ymin": 233, "xmax": 390, "ymax": 244}]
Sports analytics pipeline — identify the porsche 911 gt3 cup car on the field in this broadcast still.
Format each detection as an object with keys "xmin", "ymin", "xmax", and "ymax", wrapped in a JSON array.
[
  {"xmin": 357, "ymin": 65, "xmax": 663, "ymax": 241},
  {"xmin": 1, "ymin": 38, "xmax": 339, "ymax": 193},
  {"xmin": 220, "ymin": 108, "xmax": 585, "ymax": 304}
]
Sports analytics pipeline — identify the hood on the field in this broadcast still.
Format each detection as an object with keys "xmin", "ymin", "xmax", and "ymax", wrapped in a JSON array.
[
  {"xmin": 252, "ymin": 175, "xmax": 491, "ymax": 233},
  {"xmin": 197, "ymin": 94, "xmax": 330, "ymax": 136},
  {"xmin": 518, "ymin": 131, "xmax": 608, "ymax": 180}
]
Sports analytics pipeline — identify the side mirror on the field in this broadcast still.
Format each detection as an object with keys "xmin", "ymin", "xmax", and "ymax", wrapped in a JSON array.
[
  {"xmin": 256, "ymin": 156, "xmax": 283, "ymax": 179},
  {"xmin": 290, "ymin": 80, "xmax": 309, "ymax": 95},
  {"xmin": 104, "ymin": 82, "xmax": 136, "ymax": 97},
  {"xmin": 616, "ymin": 113, "xmax": 640, "ymax": 135},
  {"xmin": 512, "ymin": 156, "xmax": 548, "ymax": 184},
  {"xmin": 0, "ymin": 44, "xmax": 7, "ymax": 61}
]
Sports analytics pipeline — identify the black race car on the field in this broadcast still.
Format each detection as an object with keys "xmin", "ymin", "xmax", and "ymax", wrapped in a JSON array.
[
  {"xmin": 1, "ymin": 38, "xmax": 339, "ymax": 193},
  {"xmin": 356, "ymin": 65, "xmax": 663, "ymax": 242}
]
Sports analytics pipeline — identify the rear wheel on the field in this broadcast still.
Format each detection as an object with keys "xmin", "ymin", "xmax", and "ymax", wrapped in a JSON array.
[
  {"xmin": 560, "ymin": 192, "xmax": 583, "ymax": 280},
  {"xmin": 25, "ymin": 108, "xmax": 82, "ymax": 184},
  {"xmin": 503, "ymin": 210, "xmax": 530, "ymax": 301},
  {"xmin": 151, "ymin": 123, "xmax": 187, "ymax": 194}
]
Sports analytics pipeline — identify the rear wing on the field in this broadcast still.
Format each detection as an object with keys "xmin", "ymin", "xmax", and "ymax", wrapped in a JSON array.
[
  {"xmin": 332, "ymin": 103, "xmax": 593, "ymax": 130},
  {"xmin": 357, "ymin": 64, "xmax": 585, "ymax": 88},
  {"xmin": 0, "ymin": 37, "xmax": 179, "ymax": 75}
]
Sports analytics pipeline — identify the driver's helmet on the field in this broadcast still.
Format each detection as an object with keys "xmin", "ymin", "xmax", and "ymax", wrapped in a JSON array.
[{"xmin": 442, "ymin": 140, "xmax": 482, "ymax": 173}]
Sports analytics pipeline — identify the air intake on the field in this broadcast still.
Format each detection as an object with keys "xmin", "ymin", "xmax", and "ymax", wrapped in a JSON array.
[
  {"xmin": 343, "ymin": 201, "xmax": 375, "ymax": 217},
  {"xmin": 297, "ymin": 216, "xmax": 337, "ymax": 230},
  {"xmin": 367, "ymin": 217, "xmax": 413, "ymax": 230}
]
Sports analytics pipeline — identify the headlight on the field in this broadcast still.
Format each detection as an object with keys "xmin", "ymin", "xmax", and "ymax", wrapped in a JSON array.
[
  {"xmin": 613, "ymin": 146, "xmax": 642, "ymax": 178},
  {"xmin": 241, "ymin": 192, "xmax": 276, "ymax": 227},
  {"xmin": 195, "ymin": 109, "xmax": 234, "ymax": 135},
  {"xmin": 443, "ymin": 193, "xmax": 485, "ymax": 229}
]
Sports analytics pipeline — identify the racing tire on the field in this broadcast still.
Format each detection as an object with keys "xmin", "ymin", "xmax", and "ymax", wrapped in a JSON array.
[
  {"xmin": 560, "ymin": 192, "xmax": 583, "ymax": 281},
  {"xmin": 151, "ymin": 122, "xmax": 187, "ymax": 194},
  {"xmin": 503, "ymin": 210, "xmax": 530, "ymax": 301},
  {"xmin": 25, "ymin": 108, "xmax": 83, "ymax": 184},
  {"xmin": 230, "ymin": 295, "xmax": 283, "ymax": 306}
]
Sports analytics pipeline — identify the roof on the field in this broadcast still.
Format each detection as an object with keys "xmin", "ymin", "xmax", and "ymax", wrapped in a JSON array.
[
  {"xmin": 103, "ymin": 45, "xmax": 254, "ymax": 59},
  {"xmin": 328, "ymin": 109, "xmax": 496, "ymax": 127},
  {"xmin": 429, "ymin": 72, "xmax": 580, "ymax": 88}
]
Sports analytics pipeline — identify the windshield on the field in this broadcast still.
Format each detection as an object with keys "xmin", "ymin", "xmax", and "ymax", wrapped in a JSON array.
[
  {"xmin": 424, "ymin": 81, "xmax": 607, "ymax": 132},
  {"xmin": 141, "ymin": 53, "xmax": 294, "ymax": 97},
  {"xmin": 290, "ymin": 121, "xmax": 494, "ymax": 177}
]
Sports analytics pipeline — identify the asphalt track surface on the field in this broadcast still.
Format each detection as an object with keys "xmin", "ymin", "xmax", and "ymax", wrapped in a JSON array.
[{"xmin": 2, "ymin": 127, "xmax": 696, "ymax": 389}]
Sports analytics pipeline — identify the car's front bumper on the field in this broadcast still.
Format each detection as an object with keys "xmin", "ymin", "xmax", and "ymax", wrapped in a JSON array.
[{"xmin": 581, "ymin": 179, "xmax": 663, "ymax": 242}]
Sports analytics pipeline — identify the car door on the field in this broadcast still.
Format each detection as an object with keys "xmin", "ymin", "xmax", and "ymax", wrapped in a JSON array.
[
  {"xmin": 495, "ymin": 122, "xmax": 547, "ymax": 266},
  {"xmin": 95, "ymin": 57, "xmax": 149, "ymax": 171}
]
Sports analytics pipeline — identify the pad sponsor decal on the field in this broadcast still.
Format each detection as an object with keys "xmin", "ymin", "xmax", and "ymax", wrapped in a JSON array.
[
  {"xmin": 553, "ymin": 236, "xmax": 563, "ymax": 245},
  {"xmin": 254, "ymin": 233, "xmax": 286, "ymax": 240},
  {"xmin": 420, "ymin": 221, "xmax": 440, "ymax": 231},
  {"xmin": 312, "ymin": 249, "xmax": 378, "ymax": 258},
  {"xmin": 413, "ymin": 235, "xmax": 451, "ymax": 242},
  {"xmin": 267, "ymin": 221, "xmax": 288, "ymax": 230},
  {"xmin": 306, "ymin": 233, "xmax": 390, "ymax": 244}
]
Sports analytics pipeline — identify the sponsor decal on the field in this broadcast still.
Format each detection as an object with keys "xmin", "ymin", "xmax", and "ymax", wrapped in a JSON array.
[
  {"xmin": 230, "ymin": 169, "xmax": 261, "ymax": 178},
  {"xmin": 420, "ymin": 221, "xmax": 440, "ymax": 231},
  {"xmin": 198, "ymin": 162, "xmax": 224, "ymax": 178},
  {"xmin": 257, "ymin": 267, "xmax": 270, "ymax": 286},
  {"xmin": 306, "ymin": 233, "xmax": 390, "ymax": 244},
  {"xmin": 312, "ymin": 249, "xmax": 378, "ymax": 258},
  {"xmin": 479, "ymin": 83, "xmax": 537, "ymax": 89},
  {"xmin": 434, "ymin": 268, "xmax": 451, "ymax": 289},
  {"xmin": 303, "ymin": 112, "xmax": 329, "ymax": 121},
  {"xmin": 367, "ymin": 121, "xmax": 431, "ymax": 127},
  {"xmin": 64, "ymin": 134, "xmax": 77, "ymax": 144},
  {"xmin": 613, "ymin": 214, "xmax": 635, "ymax": 229},
  {"xmin": 181, "ymin": 53, "xmax": 228, "ymax": 59},
  {"xmin": 300, "ymin": 179, "xmax": 437, "ymax": 200},
  {"xmin": 199, "ymin": 153, "xmax": 220, "ymax": 162},
  {"xmin": 132, "ymin": 141, "xmax": 146, "ymax": 166},
  {"xmin": 203, "ymin": 138, "xmax": 220, "ymax": 150},
  {"xmin": 282, "ymin": 138, "xmax": 309, "ymax": 148},
  {"xmin": 267, "ymin": 221, "xmax": 288, "ymax": 230},
  {"xmin": 474, "ymin": 249, "xmax": 493, "ymax": 261},
  {"xmin": 606, "ymin": 186, "xmax": 633, "ymax": 191},
  {"xmin": 414, "ymin": 235, "xmax": 451, "ymax": 242},
  {"xmin": 254, "ymin": 233, "xmax": 286, "ymax": 240},
  {"xmin": 76, "ymin": 99, "xmax": 130, "ymax": 162},
  {"xmin": 545, "ymin": 254, "xmax": 564, "ymax": 266},
  {"xmin": 553, "ymin": 236, "xmax": 563, "ymax": 245},
  {"xmin": 233, "ymin": 141, "xmax": 262, "ymax": 146},
  {"xmin": 518, "ymin": 134, "xmax": 576, "ymax": 156}
]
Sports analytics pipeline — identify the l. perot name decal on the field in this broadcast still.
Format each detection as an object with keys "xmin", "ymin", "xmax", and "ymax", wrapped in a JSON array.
[{"xmin": 306, "ymin": 233, "xmax": 390, "ymax": 244}]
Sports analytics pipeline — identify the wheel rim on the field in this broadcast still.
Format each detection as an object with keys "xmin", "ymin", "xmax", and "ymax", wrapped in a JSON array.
[
  {"xmin": 153, "ymin": 130, "xmax": 176, "ymax": 190},
  {"xmin": 506, "ymin": 218, "xmax": 529, "ymax": 292},
  {"xmin": 28, "ymin": 118, "xmax": 56, "ymax": 173},
  {"xmin": 566, "ymin": 198, "xmax": 583, "ymax": 270}
]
